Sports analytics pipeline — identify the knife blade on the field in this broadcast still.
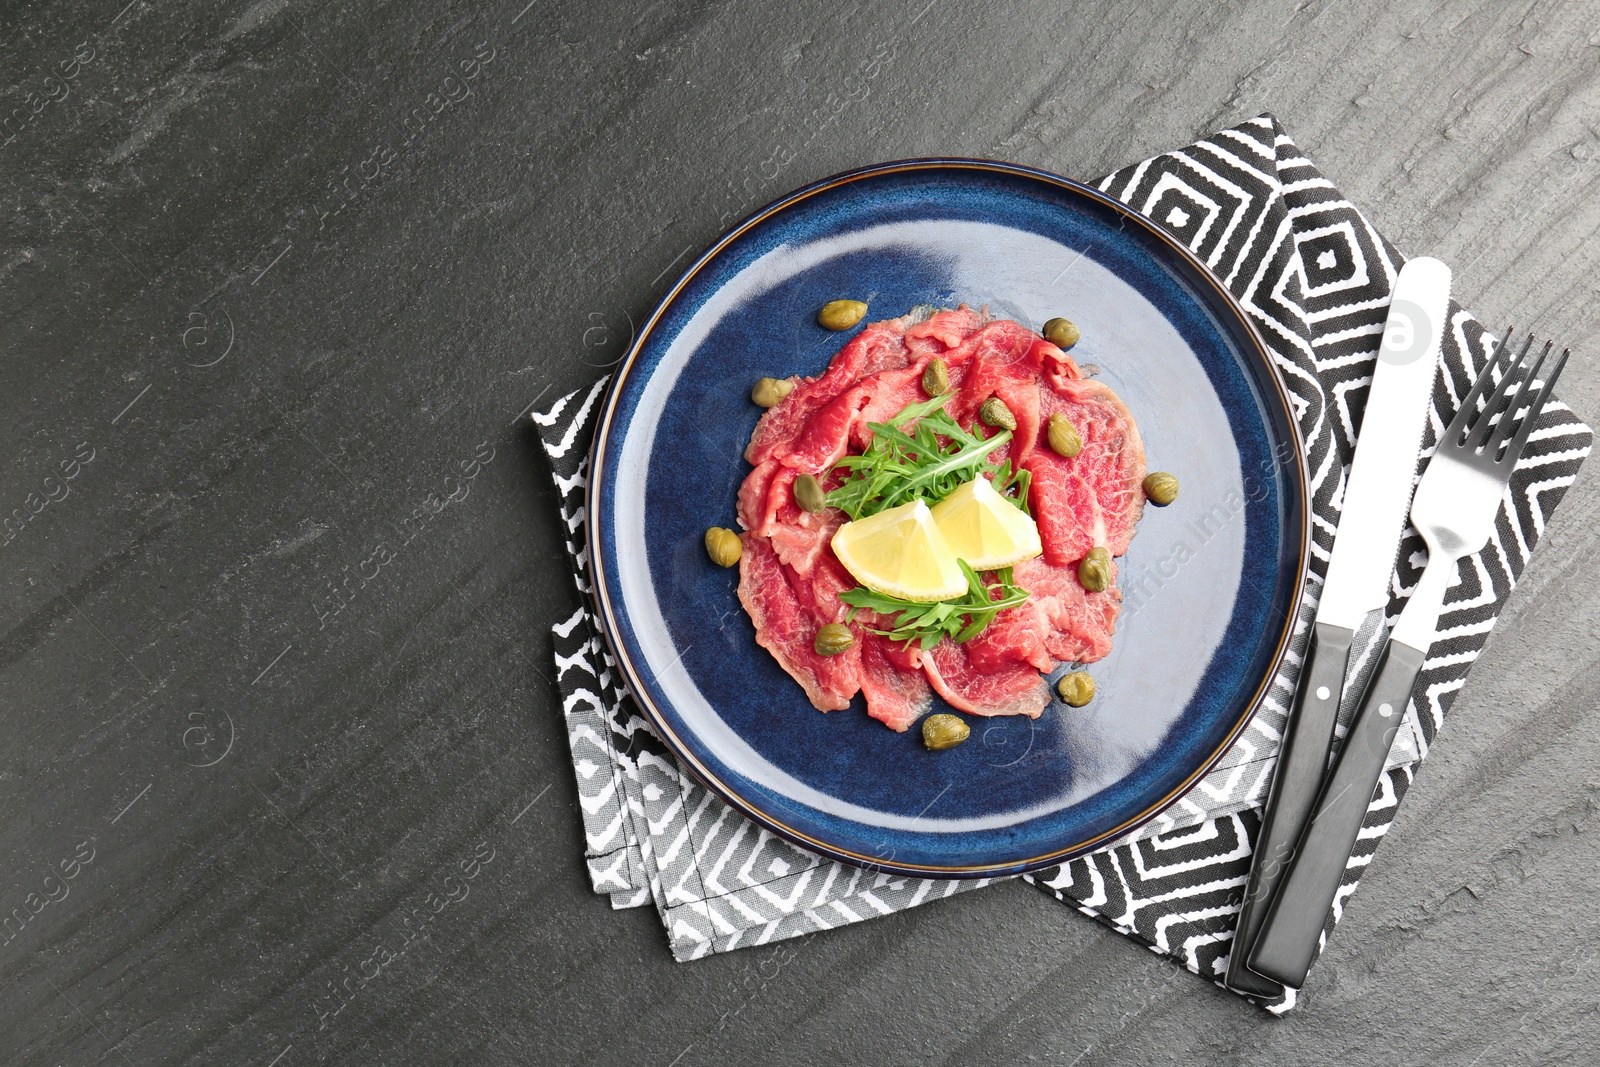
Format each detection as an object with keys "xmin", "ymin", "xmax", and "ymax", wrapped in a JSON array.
[
  {"xmin": 1224, "ymin": 256, "xmax": 1451, "ymax": 997},
  {"xmin": 1315, "ymin": 256, "xmax": 1453, "ymax": 633}
]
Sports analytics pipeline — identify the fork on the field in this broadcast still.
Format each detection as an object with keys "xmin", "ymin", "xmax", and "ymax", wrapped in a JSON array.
[{"xmin": 1245, "ymin": 329, "xmax": 1571, "ymax": 989}]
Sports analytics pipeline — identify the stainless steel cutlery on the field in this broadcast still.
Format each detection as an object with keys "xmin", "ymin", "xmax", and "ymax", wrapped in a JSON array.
[
  {"xmin": 1244, "ymin": 328, "xmax": 1571, "ymax": 990},
  {"xmin": 1224, "ymin": 257, "xmax": 1452, "ymax": 997}
]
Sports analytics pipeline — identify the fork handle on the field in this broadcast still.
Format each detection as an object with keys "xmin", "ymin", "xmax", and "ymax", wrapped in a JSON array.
[
  {"xmin": 1224, "ymin": 621, "xmax": 1355, "ymax": 998},
  {"xmin": 1247, "ymin": 635, "xmax": 1428, "ymax": 988}
]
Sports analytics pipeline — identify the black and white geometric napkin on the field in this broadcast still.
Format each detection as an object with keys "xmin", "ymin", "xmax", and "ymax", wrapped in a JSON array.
[
  {"xmin": 534, "ymin": 115, "xmax": 1592, "ymax": 1011},
  {"xmin": 540, "ymin": 384, "xmax": 993, "ymax": 957}
]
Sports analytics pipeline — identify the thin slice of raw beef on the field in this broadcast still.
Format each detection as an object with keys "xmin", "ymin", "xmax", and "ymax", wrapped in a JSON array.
[
  {"xmin": 745, "ymin": 313, "xmax": 919, "ymax": 467},
  {"xmin": 1012, "ymin": 555, "xmax": 1121, "ymax": 664},
  {"xmin": 921, "ymin": 638, "xmax": 1050, "ymax": 719},
  {"xmin": 737, "ymin": 459, "xmax": 841, "ymax": 578},
  {"xmin": 763, "ymin": 307, "xmax": 998, "ymax": 469},
  {"xmin": 857, "ymin": 632, "xmax": 933, "ymax": 732},
  {"xmin": 963, "ymin": 602, "xmax": 1055, "ymax": 675},
  {"xmin": 947, "ymin": 322, "xmax": 1051, "ymax": 461},
  {"xmin": 1023, "ymin": 376, "xmax": 1147, "ymax": 565},
  {"xmin": 737, "ymin": 536, "xmax": 861, "ymax": 711},
  {"xmin": 848, "ymin": 362, "xmax": 938, "ymax": 452},
  {"xmin": 736, "ymin": 457, "xmax": 779, "ymax": 532},
  {"xmin": 905, "ymin": 305, "xmax": 989, "ymax": 351}
]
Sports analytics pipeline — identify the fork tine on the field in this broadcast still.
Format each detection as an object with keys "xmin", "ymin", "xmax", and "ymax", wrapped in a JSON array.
[
  {"xmin": 1446, "ymin": 329, "xmax": 1514, "ymax": 444},
  {"xmin": 1500, "ymin": 347, "xmax": 1571, "ymax": 467},
  {"xmin": 1466, "ymin": 332, "xmax": 1535, "ymax": 452},
  {"xmin": 1488, "ymin": 340, "xmax": 1553, "ymax": 459}
]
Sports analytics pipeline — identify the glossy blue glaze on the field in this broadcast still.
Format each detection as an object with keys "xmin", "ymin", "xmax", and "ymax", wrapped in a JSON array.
[{"xmin": 588, "ymin": 161, "xmax": 1308, "ymax": 877}]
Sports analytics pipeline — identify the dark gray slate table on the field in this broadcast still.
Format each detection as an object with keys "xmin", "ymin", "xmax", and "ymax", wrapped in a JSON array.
[{"xmin": 4, "ymin": 1, "xmax": 1599, "ymax": 1064}]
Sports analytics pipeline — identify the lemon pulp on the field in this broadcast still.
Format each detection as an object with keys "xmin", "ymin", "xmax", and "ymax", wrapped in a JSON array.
[
  {"xmin": 928, "ymin": 476, "xmax": 1042, "ymax": 570},
  {"xmin": 831, "ymin": 500, "xmax": 967, "ymax": 602}
]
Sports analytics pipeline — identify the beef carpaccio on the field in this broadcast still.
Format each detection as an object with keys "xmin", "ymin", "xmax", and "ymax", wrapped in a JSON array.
[{"xmin": 735, "ymin": 306, "xmax": 1147, "ymax": 732}]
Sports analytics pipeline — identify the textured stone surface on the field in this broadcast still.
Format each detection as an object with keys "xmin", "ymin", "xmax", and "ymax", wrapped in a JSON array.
[{"xmin": 2, "ymin": 1, "xmax": 1598, "ymax": 1064}]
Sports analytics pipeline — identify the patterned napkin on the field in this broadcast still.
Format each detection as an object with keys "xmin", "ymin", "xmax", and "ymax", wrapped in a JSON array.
[{"xmin": 534, "ymin": 115, "xmax": 1591, "ymax": 1011}]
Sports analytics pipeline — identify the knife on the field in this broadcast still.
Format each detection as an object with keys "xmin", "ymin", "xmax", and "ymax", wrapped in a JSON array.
[{"xmin": 1224, "ymin": 257, "xmax": 1451, "ymax": 998}]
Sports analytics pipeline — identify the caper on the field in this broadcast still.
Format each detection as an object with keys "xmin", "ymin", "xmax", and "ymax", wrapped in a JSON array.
[
  {"xmin": 752, "ymin": 377, "xmax": 795, "ymax": 408},
  {"xmin": 1057, "ymin": 671, "xmax": 1096, "ymax": 707},
  {"xmin": 921, "ymin": 713, "xmax": 971, "ymax": 750},
  {"xmin": 814, "ymin": 622, "xmax": 854, "ymax": 656},
  {"xmin": 817, "ymin": 299, "xmax": 868, "ymax": 331},
  {"xmin": 1078, "ymin": 546, "xmax": 1111, "ymax": 592},
  {"xmin": 705, "ymin": 527, "xmax": 742, "ymax": 568},
  {"xmin": 1042, "ymin": 317, "xmax": 1081, "ymax": 349},
  {"xmin": 1143, "ymin": 471, "xmax": 1180, "ymax": 506},
  {"xmin": 1047, "ymin": 413, "xmax": 1082, "ymax": 458},
  {"xmin": 921, "ymin": 357, "xmax": 950, "ymax": 397},
  {"xmin": 793, "ymin": 472, "xmax": 826, "ymax": 514},
  {"xmin": 979, "ymin": 397, "xmax": 1016, "ymax": 431}
]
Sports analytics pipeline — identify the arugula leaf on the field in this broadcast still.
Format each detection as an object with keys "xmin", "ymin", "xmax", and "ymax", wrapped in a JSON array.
[
  {"xmin": 839, "ymin": 562, "xmax": 1030, "ymax": 650},
  {"xmin": 987, "ymin": 460, "xmax": 1033, "ymax": 517},
  {"xmin": 824, "ymin": 392, "xmax": 1029, "ymax": 520}
]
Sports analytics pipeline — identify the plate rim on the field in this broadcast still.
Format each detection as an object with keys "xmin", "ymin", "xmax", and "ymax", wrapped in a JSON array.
[{"xmin": 583, "ymin": 156, "xmax": 1310, "ymax": 878}]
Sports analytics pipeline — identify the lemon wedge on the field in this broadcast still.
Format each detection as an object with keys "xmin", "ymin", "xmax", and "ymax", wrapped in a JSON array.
[
  {"xmin": 928, "ymin": 476, "xmax": 1043, "ymax": 570},
  {"xmin": 831, "ymin": 500, "xmax": 967, "ymax": 602}
]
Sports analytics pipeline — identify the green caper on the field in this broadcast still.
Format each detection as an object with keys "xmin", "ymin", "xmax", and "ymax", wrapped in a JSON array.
[
  {"xmin": 814, "ymin": 622, "xmax": 854, "ymax": 656},
  {"xmin": 817, "ymin": 299, "xmax": 868, "ymax": 331},
  {"xmin": 793, "ymin": 473, "xmax": 826, "ymax": 514},
  {"xmin": 921, "ymin": 357, "xmax": 950, "ymax": 397},
  {"xmin": 1143, "ymin": 471, "xmax": 1180, "ymax": 506},
  {"xmin": 1057, "ymin": 671, "xmax": 1096, "ymax": 707},
  {"xmin": 705, "ymin": 527, "xmax": 742, "ymax": 568},
  {"xmin": 1078, "ymin": 546, "xmax": 1111, "ymax": 592},
  {"xmin": 1042, "ymin": 317, "xmax": 1081, "ymax": 349},
  {"xmin": 1047, "ymin": 413, "xmax": 1082, "ymax": 458},
  {"xmin": 979, "ymin": 397, "xmax": 1016, "ymax": 431},
  {"xmin": 752, "ymin": 376, "xmax": 795, "ymax": 408},
  {"xmin": 921, "ymin": 713, "xmax": 971, "ymax": 750}
]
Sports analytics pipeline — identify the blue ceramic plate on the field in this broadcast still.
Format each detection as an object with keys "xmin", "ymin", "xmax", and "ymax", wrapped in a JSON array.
[{"xmin": 587, "ymin": 160, "xmax": 1308, "ymax": 878}]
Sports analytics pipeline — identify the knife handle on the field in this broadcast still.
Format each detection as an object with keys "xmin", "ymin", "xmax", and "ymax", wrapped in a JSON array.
[
  {"xmin": 1223, "ymin": 621, "xmax": 1355, "ymax": 997},
  {"xmin": 1247, "ymin": 636, "xmax": 1428, "ymax": 988}
]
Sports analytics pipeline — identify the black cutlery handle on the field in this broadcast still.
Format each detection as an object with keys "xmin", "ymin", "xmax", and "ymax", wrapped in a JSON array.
[
  {"xmin": 1224, "ymin": 621, "xmax": 1355, "ymax": 997},
  {"xmin": 1247, "ymin": 636, "xmax": 1427, "ymax": 988}
]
